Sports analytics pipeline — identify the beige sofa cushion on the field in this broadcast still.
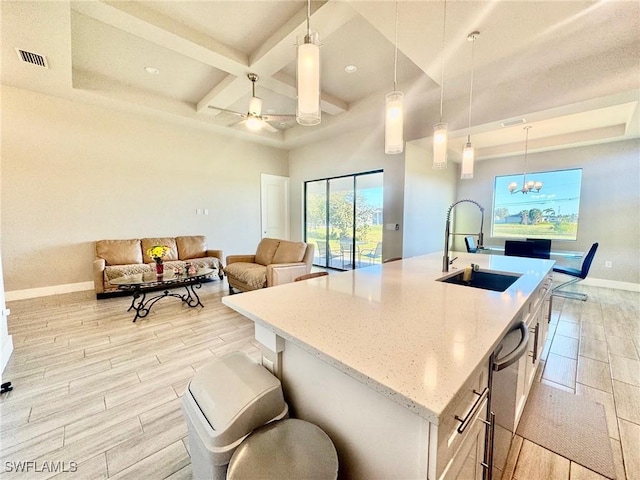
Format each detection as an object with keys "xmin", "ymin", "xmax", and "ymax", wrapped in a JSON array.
[
  {"xmin": 255, "ymin": 238, "xmax": 280, "ymax": 266},
  {"xmin": 141, "ymin": 238, "xmax": 178, "ymax": 263},
  {"xmin": 96, "ymin": 239, "xmax": 143, "ymax": 265},
  {"xmin": 176, "ymin": 235, "xmax": 207, "ymax": 260},
  {"xmin": 224, "ymin": 262, "xmax": 268, "ymax": 290},
  {"xmin": 272, "ymin": 241, "xmax": 307, "ymax": 264}
]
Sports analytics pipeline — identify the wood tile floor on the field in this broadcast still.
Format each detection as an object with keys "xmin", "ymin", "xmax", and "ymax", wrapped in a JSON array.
[{"xmin": 1, "ymin": 281, "xmax": 638, "ymax": 479}]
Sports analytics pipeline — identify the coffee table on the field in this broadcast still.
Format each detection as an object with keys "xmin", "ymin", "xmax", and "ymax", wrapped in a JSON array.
[{"xmin": 110, "ymin": 268, "xmax": 216, "ymax": 322}]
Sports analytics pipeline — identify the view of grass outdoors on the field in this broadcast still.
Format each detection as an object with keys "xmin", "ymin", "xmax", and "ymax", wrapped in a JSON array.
[
  {"xmin": 492, "ymin": 168, "xmax": 582, "ymax": 240},
  {"xmin": 305, "ymin": 172, "xmax": 383, "ymax": 269}
]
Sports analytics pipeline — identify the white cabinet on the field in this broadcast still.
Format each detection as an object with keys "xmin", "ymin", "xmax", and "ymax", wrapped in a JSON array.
[
  {"xmin": 434, "ymin": 360, "xmax": 490, "ymax": 480},
  {"xmin": 515, "ymin": 274, "xmax": 552, "ymax": 427}
]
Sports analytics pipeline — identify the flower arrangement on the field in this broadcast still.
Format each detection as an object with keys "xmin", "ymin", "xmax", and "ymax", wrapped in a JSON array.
[{"xmin": 147, "ymin": 245, "xmax": 170, "ymax": 264}]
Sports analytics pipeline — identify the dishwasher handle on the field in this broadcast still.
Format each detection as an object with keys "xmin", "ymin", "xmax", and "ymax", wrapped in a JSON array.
[{"xmin": 493, "ymin": 321, "xmax": 529, "ymax": 371}]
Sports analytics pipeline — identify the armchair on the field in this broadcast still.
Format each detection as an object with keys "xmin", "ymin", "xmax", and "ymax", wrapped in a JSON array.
[{"xmin": 224, "ymin": 238, "xmax": 314, "ymax": 294}]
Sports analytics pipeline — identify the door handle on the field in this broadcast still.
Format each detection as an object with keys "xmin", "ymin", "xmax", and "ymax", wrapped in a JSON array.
[{"xmin": 493, "ymin": 321, "xmax": 529, "ymax": 371}]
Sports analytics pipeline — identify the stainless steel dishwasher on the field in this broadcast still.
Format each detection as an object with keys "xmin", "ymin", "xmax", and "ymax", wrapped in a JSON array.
[{"xmin": 484, "ymin": 321, "xmax": 530, "ymax": 480}]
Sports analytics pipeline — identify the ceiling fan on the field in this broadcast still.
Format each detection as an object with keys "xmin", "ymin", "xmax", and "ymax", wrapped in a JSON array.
[{"xmin": 208, "ymin": 73, "xmax": 295, "ymax": 132}]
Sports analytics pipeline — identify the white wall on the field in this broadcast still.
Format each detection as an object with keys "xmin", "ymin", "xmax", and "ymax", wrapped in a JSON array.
[
  {"xmin": 403, "ymin": 142, "xmax": 458, "ymax": 258},
  {"xmin": 288, "ymin": 126, "xmax": 405, "ymax": 261},
  {"xmin": 455, "ymin": 139, "xmax": 640, "ymax": 285},
  {"xmin": 0, "ymin": 86, "xmax": 289, "ymax": 296}
]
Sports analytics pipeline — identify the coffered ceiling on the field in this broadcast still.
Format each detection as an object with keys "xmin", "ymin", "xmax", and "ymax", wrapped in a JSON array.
[{"xmin": 2, "ymin": 1, "xmax": 639, "ymax": 159}]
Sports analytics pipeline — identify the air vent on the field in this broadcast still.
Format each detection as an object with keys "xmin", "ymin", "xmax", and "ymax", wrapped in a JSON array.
[
  {"xmin": 500, "ymin": 118, "xmax": 526, "ymax": 128},
  {"xmin": 15, "ymin": 49, "xmax": 49, "ymax": 68}
]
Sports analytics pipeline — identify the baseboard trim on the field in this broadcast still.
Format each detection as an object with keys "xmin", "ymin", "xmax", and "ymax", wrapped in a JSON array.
[
  {"xmin": 5, "ymin": 282, "xmax": 94, "ymax": 302},
  {"xmin": 582, "ymin": 277, "xmax": 640, "ymax": 292}
]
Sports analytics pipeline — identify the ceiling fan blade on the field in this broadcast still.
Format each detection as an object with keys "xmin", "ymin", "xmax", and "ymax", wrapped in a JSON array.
[
  {"xmin": 261, "ymin": 120, "xmax": 278, "ymax": 133},
  {"xmin": 262, "ymin": 114, "xmax": 296, "ymax": 122},
  {"xmin": 207, "ymin": 105, "xmax": 246, "ymax": 118},
  {"xmin": 227, "ymin": 118, "xmax": 245, "ymax": 128}
]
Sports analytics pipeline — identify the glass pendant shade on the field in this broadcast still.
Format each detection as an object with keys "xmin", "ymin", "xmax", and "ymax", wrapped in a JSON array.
[
  {"xmin": 385, "ymin": 90, "xmax": 404, "ymax": 154},
  {"xmin": 461, "ymin": 142, "xmax": 475, "ymax": 179},
  {"xmin": 296, "ymin": 32, "xmax": 321, "ymax": 126},
  {"xmin": 433, "ymin": 123, "xmax": 448, "ymax": 168}
]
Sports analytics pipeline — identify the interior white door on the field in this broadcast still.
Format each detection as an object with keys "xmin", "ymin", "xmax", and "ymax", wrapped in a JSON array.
[{"xmin": 261, "ymin": 174, "xmax": 290, "ymax": 240}]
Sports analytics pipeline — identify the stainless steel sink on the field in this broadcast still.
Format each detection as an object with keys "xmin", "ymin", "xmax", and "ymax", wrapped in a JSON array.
[{"xmin": 437, "ymin": 269, "xmax": 521, "ymax": 292}]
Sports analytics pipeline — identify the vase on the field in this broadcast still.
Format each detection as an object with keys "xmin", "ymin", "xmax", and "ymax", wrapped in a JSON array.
[{"xmin": 155, "ymin": 261, "xmax": 164, "ymax": 275}]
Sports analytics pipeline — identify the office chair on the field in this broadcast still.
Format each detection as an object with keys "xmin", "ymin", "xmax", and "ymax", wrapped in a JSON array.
[
  {"xmin": 504, "ymin": 240, "xmax": 536, "ymax": 258},
  {"xmin": 526, "ymin": 238, "xmax": 552, "ymax": 259},
  {"xmin": 552, "ymin": 242, "xmax": 599, "ymax": 301},
  {"xmin": 464, "ymin": 236, "xmax": 478, "ymax": 253}
]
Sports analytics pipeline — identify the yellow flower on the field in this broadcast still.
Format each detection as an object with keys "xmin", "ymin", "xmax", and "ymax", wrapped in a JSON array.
[{"xmin": 147, "ymin": 245, "xmax": 170, "ymax": 260}]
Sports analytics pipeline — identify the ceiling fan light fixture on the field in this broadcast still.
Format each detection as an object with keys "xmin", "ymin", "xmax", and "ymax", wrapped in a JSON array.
[
  {"xmin": 245, "ymin": 116, "xmax": 263, "ymax": 131},
  {"xmin": 248, "ymin": 96, "xmax": 262, "ymax": 117}
]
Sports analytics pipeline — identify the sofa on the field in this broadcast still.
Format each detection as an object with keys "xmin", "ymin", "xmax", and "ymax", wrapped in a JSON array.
[
  {"xmin": 224, "ymin": 238, "xmax": 314, "ymax": 294},
  {"xmin": 93, "ymin": 235, "xmax": 223, "ymax": 297}
]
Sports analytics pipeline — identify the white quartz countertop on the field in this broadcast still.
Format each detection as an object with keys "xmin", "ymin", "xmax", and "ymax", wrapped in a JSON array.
[{"xmin": 222, "ymin": 252, "xmax": 554, "ymax": 424}]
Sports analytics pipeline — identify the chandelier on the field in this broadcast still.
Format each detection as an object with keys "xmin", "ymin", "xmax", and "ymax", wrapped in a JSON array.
[{"xmin": 508, "ymin": 126, "xmax": 542, "ymax": 194}]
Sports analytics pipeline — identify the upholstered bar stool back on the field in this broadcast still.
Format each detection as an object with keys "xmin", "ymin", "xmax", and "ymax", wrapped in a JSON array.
[{"xmin": 226, "ymin": 418, "xmax": 339, "ymax": 480}]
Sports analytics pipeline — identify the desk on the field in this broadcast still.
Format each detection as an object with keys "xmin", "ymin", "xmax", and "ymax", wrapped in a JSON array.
[
  {"xmin": 477, "ymin": 246, "xmax": 583, "ymax": 268},
  {"xmin": 110, "ymin": 268, "xmax": 215, "ymax": 322}
]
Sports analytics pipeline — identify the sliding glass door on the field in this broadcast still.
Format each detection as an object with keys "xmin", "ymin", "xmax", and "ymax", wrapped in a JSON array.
[{"xmin": 305, "ymin": 171, "xmax": 383, "ymax": 270}]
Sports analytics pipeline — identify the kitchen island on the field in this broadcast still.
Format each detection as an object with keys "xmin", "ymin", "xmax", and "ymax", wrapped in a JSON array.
[{"xmin": 222, "ymin": 252, "xmax": 554, "ymax": 479}]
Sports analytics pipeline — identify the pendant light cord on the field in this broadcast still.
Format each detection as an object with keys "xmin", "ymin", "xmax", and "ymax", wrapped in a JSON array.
[
  {"xmin": 467, "ymin": 33, "xmax": 477, "ymax": 142},
  {"xmin": 393, "ymin": 1, "xmax": 399, "ymax": 91},
  {"xmin": 438, "ymin": 0, "xmax": 447, "ymax": 122},
  {"xmin": 306, "ymin": 0, "xmax": 311, "ymax": 37},
  {"xmin": 523, "ymin": 126, "xmax": 531, "ymax": 183}
]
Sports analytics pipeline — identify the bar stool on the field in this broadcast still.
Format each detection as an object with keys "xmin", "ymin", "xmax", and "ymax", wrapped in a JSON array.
[{"xmin": 226, "ymin": 418, "xmax": 339, "ymax": 480}]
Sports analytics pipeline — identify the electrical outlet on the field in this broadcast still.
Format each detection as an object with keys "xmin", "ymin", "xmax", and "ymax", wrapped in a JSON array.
[
  {"xmin": 204, "ymin": 209, "xmax": 209, "ymax": 215},
  {"xmin": 604, "ymin": 261, "xmax": 612, "ymax": 268},
  {"xmin": 196, "ymin": 208, "xmax": 202, "ymax": 215}
]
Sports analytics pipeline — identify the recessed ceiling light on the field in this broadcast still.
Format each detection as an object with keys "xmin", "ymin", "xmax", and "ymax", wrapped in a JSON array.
[
  {"xmin": 344, "ymin": 64, "xmax": 357, "ymax": 73},
  {"xmin": 144, "ymin": 66, "xmax": 160, "ymax": 75}
]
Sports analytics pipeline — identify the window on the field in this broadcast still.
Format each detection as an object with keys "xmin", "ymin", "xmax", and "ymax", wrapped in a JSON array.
[
  {"xmin": 305, "ymin": 171, "xmax": 383, "ymax": 270},
  {"xmin": 492, "ymin": 168, "xmax": 582, "ymax": 240}
]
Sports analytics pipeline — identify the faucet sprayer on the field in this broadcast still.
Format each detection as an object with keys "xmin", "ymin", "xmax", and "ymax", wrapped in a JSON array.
[{"xmin": 442, "ymin": 199, "xmax": 485, "ymax": 272}]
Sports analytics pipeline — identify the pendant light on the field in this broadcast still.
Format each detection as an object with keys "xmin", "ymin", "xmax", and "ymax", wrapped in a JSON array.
[
  {"xmin": 433, "ymin": 0, "xmax": 448, "ymax": 168},
  {"xmin": 385, "ymin": 1, "xmax": 404, "ymax": 155},
  {"xmin": 461, "ymin": 31, "xmax": 479, "ymax": 179},
  {"xmin": 509, "ymin": 126, "xmax": 543, "ymax": 194},
  {"xmin": 296, "ymin": 0, "xmax": 321, "ymax": 126}
]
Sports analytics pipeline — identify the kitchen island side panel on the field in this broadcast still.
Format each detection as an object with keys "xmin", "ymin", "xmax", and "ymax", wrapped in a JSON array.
[{"xmin": 281, "ymin": 341, "xmax": 431, "ymax": 480}]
